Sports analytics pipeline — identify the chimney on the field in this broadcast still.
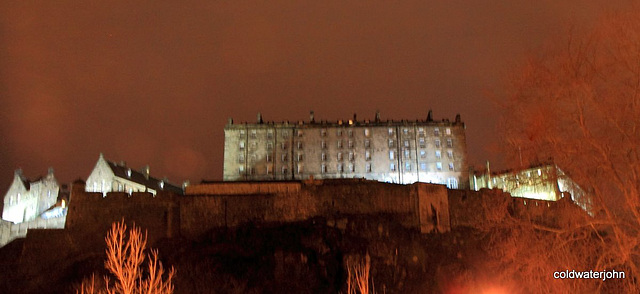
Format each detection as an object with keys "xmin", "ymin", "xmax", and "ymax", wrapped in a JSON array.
[
  {"xmin": 375, "ymin": 110, "xmax": 381, "ymax": 122},
  {"xmin": 455, "ymin": 114, "xmax": 461, "ymax": 123},
  {"xmin": 427, "ymin": 110, "xmax": 433, "ymax": 122},
  {"xmin": 228, "ymin": 118, "xmax": 233, "ymax": 125},
  {"xmin": 48, "ymin": 167, "xmax": 54, "ymax": 176},
  {"xmin": 257, "ymin": 112, "xmax": 263, "ymax": 124},
  {"xmin": 310, "ymin": 111, "xmax": 315, "ymax": 123},
  {"xmin": 15, "ymin": 169, "xmax": 23, "ymax": 177},
  {"xmin": 142, "ymin": 165, "xmax": 150, "ymax": 179},
  {"xmin": 353, "ymin": 113, "xmax": 357, "ymax": 122}
]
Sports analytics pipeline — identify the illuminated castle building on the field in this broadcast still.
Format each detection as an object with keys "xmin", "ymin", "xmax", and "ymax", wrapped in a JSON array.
[
  {"xmin": 223, "ymin": 111, "xmax": 469, "ymax": 189},
  {"xmin": 470, "ymin": 163, "xmax": 591, "ymax": 212},
  {"xmin": 2, "ymin": 168, "xmax": 59, "ymax": 224},
  {"xmin": 86, "ymin": 153, "xmax": 183, "ymax": 196}
]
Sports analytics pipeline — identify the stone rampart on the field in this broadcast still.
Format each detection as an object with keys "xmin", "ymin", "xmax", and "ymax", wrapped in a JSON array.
[
  {"xmin": 0, "ymin": 216, "xmax": 66, "ymax": 247},
  {"xmin": 67, "ymin": 182, "xmax": 179, "ymax": 245}
]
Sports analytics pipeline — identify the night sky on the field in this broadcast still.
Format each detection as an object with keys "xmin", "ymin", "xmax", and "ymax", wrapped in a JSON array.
[{"xmin": 0, "ymin": 1, "xmax": 632, "ymax": 190}]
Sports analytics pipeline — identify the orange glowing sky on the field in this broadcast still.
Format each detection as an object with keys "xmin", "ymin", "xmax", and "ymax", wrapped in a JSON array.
[{"xmin": 0, "ymin": 1, "xmax": 632, "ymax": 190}]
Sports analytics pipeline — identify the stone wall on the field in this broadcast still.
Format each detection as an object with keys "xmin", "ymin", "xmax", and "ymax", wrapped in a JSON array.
[
  {"xmin": 0, "ymin": 215, "xmax": 66, "ymax": 247},
  {"xmin": 65, "ymin": 179, "xmax": 580, "ymax": 244},
  {"xmin": 68, "ymin": 179, "xmax": 451, "ymax": 241},
  {"xmin": 66, "ymin": 182, "xmax": 179, "ymax": 245}
]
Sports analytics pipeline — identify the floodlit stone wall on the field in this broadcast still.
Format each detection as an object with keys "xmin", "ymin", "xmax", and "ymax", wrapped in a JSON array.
[{"xmin": 0, "ymin": 216, "xmax": 66, "ymax": 247}]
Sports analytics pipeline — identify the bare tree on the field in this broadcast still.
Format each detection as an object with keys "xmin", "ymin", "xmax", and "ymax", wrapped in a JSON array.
[
  {"xmin": 497, "ymin": 7, "xmax": 640, "ymax": 292},
  {"xmin": 77, "ymin": 221, "xmax": 175, "ymax": 294},
  {"xmin": 344, "ymin": 253, "xmax": 374, "ymax": 294}
]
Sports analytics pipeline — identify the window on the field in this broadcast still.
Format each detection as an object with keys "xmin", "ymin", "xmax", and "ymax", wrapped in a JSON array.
[
  {"xmin": 337, "ymin": 129, "xmax": 343, "ymax": 136},
  {"xmin": 297, "ymin": 153, "xmax": 304, "ymax": 162},
  {"xmin": 365, "ymin": 150, "xmax": 371, "ymax": 161},
  {"xmin": 297, "ymin": 164, "xmax": 303, "ymax": 174},
  {"xmin": 404, "ymin": 140, "xmax": 409, "ymax": 147},
  {"xmin": 250, "ymin": 130, "xmax": 257, "ymax": 138},
  {"xmin": 390, "ymin": 163, "xmax": 396, "ymax": 171},
  {"xmin": 348, "ymin": 164, "xmax": 354, "ymax": 172},
  {"xmin": 250, "ymin": 154, "xmax": 256, "ymax": 162},
  {"xmin": 403, "ymin": 128, "xmax": 408, "ymax": 135},
  {"xmin": 436, "ymin": 162, "xmax": 442, "ymax": 171},
  {"xmin": 420, "ymin": 150, "xmax": 426, "ymax": 158},
  {"xmin": 296, "ymin": 129, "xmax": 303, "ymax": 137},
  {"xmin": 405, "ymin": 162, "xmax": 411, "ymax": 171},
  {"xmin": 388, "ymin": 139, "xmax": 394, "ymax": 148},
  {"xmin": 348, "ymin": 140, "xmax": 354, "ymax": 148},
  {"xmin": 239, "ymin": 130, "xmax": 246, "ymax": 136},
  {"xmin": 321, "ymin": 152, "xmax": 327, "ymax": 161},
  {"xmin": 418, "ymin": 127, "xmax": 424, "ymax": 136},
  {"xmin": 446, "ymin": 138, "xmax": 453, "ymax": 148},
  {"xmin": 364, "ymin": 128, "xmax": 370, "ymax": 137},
  {"xmin": 266, "ymin": 165, "xmax": 273, "ymax": 174},
  {"xmin": 420, "ymin": 162, "xmax": 427, "ymax": 171},
  {"xmin": 389, "ymin": 150, "xmax": 395, "ymax": 160},
  {"xmin": 281, "ymin": 142, "xmax": 287, "ymax": 150},
  {"xmin": 297, "ymin": 141, "xmax": 303, "ymax": 149},
  {"xmin": 338, "ymin": 152, "xmax": 343, "ymax": 161},
  {"xmin": 249, "ymin": 167, "xmax": 256, "ymax": 175},
  {"xmin": 446, "ymin": 128, "xmax": 451, "ymax": 135},
  {"xmin": 364, "ymin": 139, "xmax": 370, "ymax": 148},
  {"xmin": 239, "ymin": 166, "xmax": 245, "ymax": 174},
  {"xmin": 404, "ymin": 149, "xmax": 410, "ymax": 159},
  {"xmin": 338, "ymin": 163, "xmax": 344, "ymax": 172},
  {"xmin": 282, "ymin": 131, "xmax": 289, "ymax": 138},
  {"xmin": 348, "ymin": 152, "xmax": 354, "ymax": 161},
  {"xmin": 447, "ymin": 178, "xmax": 458, "ymax": 189},
  {"xmin": 267, "ymin": 142, "xmax": 273, "ymax": 150},
  {"xmin": 337, "ymin": 140, "xmax": 343, "ymax": 148},
  {"xmin": 348, "ymin": 130, "xmax": 353, "ymax": 137},
  {"xmin": 239, "ymin": 141, "xmax": 246, "ymax": 149},
  {"xmin": 435, "ymin": 150, "xmax": 441, "ymax": 159},
  {"xmin": 321, "ymin": 129, "xmax": 327, "ymax": 137},
  {"xmin": 434, "ymin": 128, "xmax": 440, "ymax": 136},
  {"xmin": 435, "ymin": 139, "xmax": 441, "ymax": 148},
  {"xmin": 266, "ymin": 154, "xmax": 272, "ymax": 162},
  {"xmin": 267, "ymin": 131, "xmax": 273, "ymax": 139},
  {"xmin": 321, "ymin": 140, "xmax": 327, "ymax": 149},
  {"xmin": 449, "ymin": 162, "xmax": 455, "ymax": 171},
  {"xmin": 321, "ymin": 164, "xmax": 327, "ymax": 173},
  {"xmin": 389, "ymin": 128, "xmax": 394, "ymax": 136},
  {"xmin": 281, "ymin": 154, "xmax": 288, "ymax": 162},
  {"xmin": 282, "ymin": 166, "xmax": 288, "ymax": 174},
  {"xmin": 419, "ymin": 138, "xmax": 426, "ymax": 148},
  {"xmin": 238, "ymin": 154, "xmax": 245, "ymax": 163},
  {"xmin": 447, "ymin": 150, "xmax": 453, "ymax": 159}
]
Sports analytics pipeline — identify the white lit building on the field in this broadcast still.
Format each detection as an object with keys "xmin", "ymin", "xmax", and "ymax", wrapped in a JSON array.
[
  {"xmin": 223, "ymin": 111, "xmax": 469, "ymax": 189},
  {"xmin": 2, "ymin": 168, "xmax": 59, "ymax": 224},
  {"xmin": 86, "ymin": 153, "xmax": 183, "ymax": 196}
]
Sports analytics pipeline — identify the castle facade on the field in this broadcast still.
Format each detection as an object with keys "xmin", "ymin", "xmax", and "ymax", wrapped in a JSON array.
[{"xmin": 223, "ymin": 111, "xmax": 469, "ymax": 189}]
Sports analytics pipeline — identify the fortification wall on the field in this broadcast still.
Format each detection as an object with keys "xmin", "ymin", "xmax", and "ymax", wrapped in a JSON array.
[
  {"xmin": 181, "ymin": 179, "xmax": 450, "ymax": 238},
  {"xmin": 447, "ymin": 188, "xmax": 513, "ymax": 229},
  {"xmin": 0, "ymin": 216, "xmax": 66, "ymax": 247},
  {"xmin": 67, "ymin": 182, "xmax": 179, "ymax": 245},
  {"xmin": 186, "ymin": 181, "xmax": 301, "ymax": 195}
]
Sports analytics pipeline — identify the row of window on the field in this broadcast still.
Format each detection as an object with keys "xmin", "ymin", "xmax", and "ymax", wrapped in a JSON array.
[
  {"xmin": 238, "ymin": 126, "xmax": 455, "ymax": 139},
  {"xmin": 239, "ymin": 137, "xmax": 453, "ymax": 151},
  {"xmin": 239, "ymin": 148, "xmax": 454, "ymax": 164},
  {"xmin": 238, "ymin": 161, "xmax": 455, "ymax": 175},
  {"xmin": 391, "ymin": 150, "xmax": 454, "ymax": 160}
]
